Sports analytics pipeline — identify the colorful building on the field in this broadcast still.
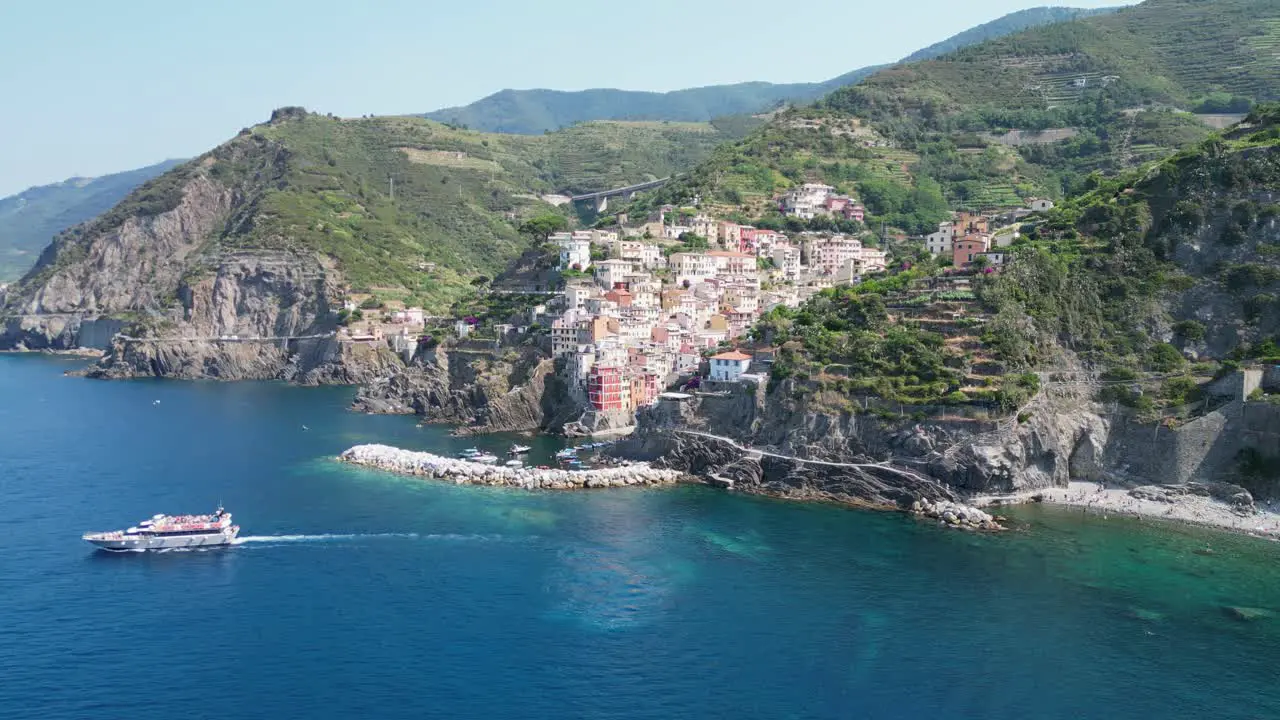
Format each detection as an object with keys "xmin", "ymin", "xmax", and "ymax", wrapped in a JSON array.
[
  {"xmin": 588, "ymin": 365, "xmax": 629, "ymax": 411},
  {"xmin": 709, "ymin": 350, "xmax": 753, "ymax": 382}
]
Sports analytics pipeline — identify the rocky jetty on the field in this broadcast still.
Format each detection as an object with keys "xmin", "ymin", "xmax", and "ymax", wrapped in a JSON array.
[
  {"xmin": 911, "ymin": 497, "xmax": 1003, "ymax": 531},
  {"xmin": 339, "ymin": 444, "xmax": 684, "ymax": 490}
]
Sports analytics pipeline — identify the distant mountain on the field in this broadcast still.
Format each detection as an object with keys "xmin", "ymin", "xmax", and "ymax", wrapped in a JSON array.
[
  {"xmin": 899, "ymin": 6, "xmax": 1118, "ymax": 62},
  {"xmin": 0, "ymin": 160, "xmax": 183, "ymax": 282},
  {"xmin": 423, "ymin": 6, "xmax": 1121, "ymax": 135}
]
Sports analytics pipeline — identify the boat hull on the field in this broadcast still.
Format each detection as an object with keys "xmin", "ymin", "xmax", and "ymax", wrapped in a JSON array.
[{"xmin": 84, "ymin": 527, "xmax": 240, "ymax": 551}]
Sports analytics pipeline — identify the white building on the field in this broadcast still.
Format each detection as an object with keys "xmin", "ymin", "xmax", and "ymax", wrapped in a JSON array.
[
  {"xmin": 772, "ymin": 244, "xmax": 802, "ymax": 281},
  {"xmin": 781, "ymin": 183, "xmax": 835, "ymax": 219},
  {"xmin": 663, "ymin": 224, "xmax": 692, "ymax": 240},
  {"xmin": 708, "ymin": 250, "xmax": 756, "ymax": 279},
  {"xmin": 594, "ymin": 259, "xmax": 633, "ymax": 289},
  {"xmin": 1029, "ymin": 198, "xmax": 1055, "ymax": 212},
  {"xmin": 564, "ymin": 283, "xmax": 596, "ymax": 311},
  {"xmin": 925, "ymin": 222, "xmax": 955, "ymax": 256},
  {"xmin": 567, "ymin": 346, "xmax": 597, "ymax": 390},
  {"xmin": 558, "ymin": 236, "xmax": 592, "ymax": 271},
  {"xmin": 977, "ymin": 251, "xmax": 1008, "ymax": 266},
  {"xmin": 616, "ymin": 241, "xmax": 664, "ymax": 269},
  {"xmin": 709, "ymin": 350, "xmax": 752, "ymax": 382},
  {"xmin": 670, "ymin": 252, "xmax": 718, "ymax": 287}
]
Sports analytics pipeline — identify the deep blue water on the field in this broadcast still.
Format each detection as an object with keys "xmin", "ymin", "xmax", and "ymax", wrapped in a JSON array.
[{"xmin": 3, "ymin": 354, "xmax": 1279, "ymax": 719}]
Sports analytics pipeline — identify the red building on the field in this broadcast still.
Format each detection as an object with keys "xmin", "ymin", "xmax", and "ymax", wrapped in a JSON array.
[
  {"xmin": 604, "ymin": 286, "xmax": 633, "ymax": 308},
  {"xmin": 588, "ymin": 365, "xmax": 628, "ymax": 411},
  {"xmin": 952, "ymin": 234, "xmax": 991, "ymax": 268}
]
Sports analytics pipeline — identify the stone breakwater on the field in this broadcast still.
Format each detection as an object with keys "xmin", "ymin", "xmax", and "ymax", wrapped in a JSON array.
[
  {"xmin": 339, "ymin": 444, "xmax": 684, "ymax": 490},
  {"xmin": 911, "ymin": 498, "xmax": 1003, "ymax": 531}
]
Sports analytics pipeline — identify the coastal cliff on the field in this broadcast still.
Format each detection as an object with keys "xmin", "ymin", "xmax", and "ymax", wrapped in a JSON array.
[
  {"xmin": 617, "ymin": 376, "xmax": 1280, "ymax": 511},
  {"xmin": 0, "ymin": 129, "xmax": 351, "ymax": 381},
  {"xmin": 353, "ymin": 344, "xmax": 583, "ymax": 434}
]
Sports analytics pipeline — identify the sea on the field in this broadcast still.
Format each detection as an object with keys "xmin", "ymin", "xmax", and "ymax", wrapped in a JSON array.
[{"xmin": 2, "ymin": 353, "xmax": 1279, "ymax": 719}]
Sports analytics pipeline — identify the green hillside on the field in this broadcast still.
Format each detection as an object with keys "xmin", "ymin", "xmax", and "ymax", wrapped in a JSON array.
[
  {"xmin": 644, "ymin": 0, "xmax": 1278, "ymax": 232},
  {"xmin": 0, "ymin": 160, "xmax": 182, "ymax": 282},
  {"xmin": 423, "ymin": 6, "xmax": 1120, "ymax": 135},
  {"xmin": 14, "ymin": 109, "xmax": 735, "ymax": 313},
  {"xmin": 754, "ymin": 103, "xmax": 1280, "ymax": 414}
]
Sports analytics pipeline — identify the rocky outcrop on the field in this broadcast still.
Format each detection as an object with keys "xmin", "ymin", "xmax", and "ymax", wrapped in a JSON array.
[
  {"xmin": 352, "ymin": 344, "xmax": 582, "ymax": 434},
  {"xmin": 339, "ymin": 444, "xmax": 683, "ymax": 489},
  {"xmin": 911, "ymin": 498, "xmax": 1002, "ymax": 531},
  {"xmin": 0, "ymin": 141, "xmax": 406, "ymax": 383},
  {"xmin": 618, "ymin": 376, "xmax": 1280, "ymax": 514}
]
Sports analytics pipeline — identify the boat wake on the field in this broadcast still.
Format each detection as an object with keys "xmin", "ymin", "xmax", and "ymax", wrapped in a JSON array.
[{"xmin": 233, "ymin": 532, "xmax": 503, "ymax": 545}]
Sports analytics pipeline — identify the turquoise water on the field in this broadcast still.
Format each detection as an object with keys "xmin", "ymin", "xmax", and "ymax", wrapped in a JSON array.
[{"xmin": 2, "ymin": 354, "xmax": 1278, "ymax": 719}]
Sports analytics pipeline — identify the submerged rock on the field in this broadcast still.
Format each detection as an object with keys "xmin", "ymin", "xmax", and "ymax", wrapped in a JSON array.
[{"xmin": 1221, "ymin": 606, "xmax": 1275, "ymax": 623}]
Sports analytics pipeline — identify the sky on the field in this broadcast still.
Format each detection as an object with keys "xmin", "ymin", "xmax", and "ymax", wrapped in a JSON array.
[{"xmin": 0, "ymin": 0, "xmax": 1127, "ymax": 197}]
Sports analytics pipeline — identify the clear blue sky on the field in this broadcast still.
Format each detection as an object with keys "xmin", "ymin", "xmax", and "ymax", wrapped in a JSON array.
[{"xmin": 0, "ymin": 0, "xmax": 1127, "ymax": 196}]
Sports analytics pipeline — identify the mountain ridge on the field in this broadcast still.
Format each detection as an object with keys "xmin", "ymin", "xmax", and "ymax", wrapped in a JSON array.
[
  {"xmin": 0, "ymin": 160, "xmax": 183, "ymax": 282},
  {"xmin": 638, "ymin": 0, "xmax": 1277, "ymax": 232},
  {"xmin": 423, "ymin": 6, "xmax": 1122, "ymax": 134}
]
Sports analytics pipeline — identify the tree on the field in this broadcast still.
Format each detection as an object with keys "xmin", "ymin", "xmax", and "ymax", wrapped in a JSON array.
[
  {"xmin": 678, "ymin": 232, "xmax": 709, "ymax": 250},
  {"xmin": 519, "ymin": 214, "xmax": 569, "ymax": 244}
]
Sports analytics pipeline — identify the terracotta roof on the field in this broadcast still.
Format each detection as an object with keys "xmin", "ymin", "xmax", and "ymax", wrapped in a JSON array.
[{"xmin": 711, "ymin": 350, "xmax": 753, "ymax": 361}]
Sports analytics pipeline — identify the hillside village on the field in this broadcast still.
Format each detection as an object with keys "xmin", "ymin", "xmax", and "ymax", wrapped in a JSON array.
[{"xmin": 338, "ymin": 181, "xmax": 1054, "ymax": 425}]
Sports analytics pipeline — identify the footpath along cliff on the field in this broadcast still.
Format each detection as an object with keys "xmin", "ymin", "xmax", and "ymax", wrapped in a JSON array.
[{"xmin": 615, "ymin": 373, "xmax": 1280, "ymax": 520}]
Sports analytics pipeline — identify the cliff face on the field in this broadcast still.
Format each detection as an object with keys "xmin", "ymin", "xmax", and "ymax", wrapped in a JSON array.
[
  {"xmin": 353, "ymin": 344, "xmax": 583, "ymax": 434},
  {"xmin": 619, "ymin": 377, "xmax": 1280, "ymax": 508},
  {"xmin": 0, "ymin": 130, "xmax": 380, "ymax": 381}
]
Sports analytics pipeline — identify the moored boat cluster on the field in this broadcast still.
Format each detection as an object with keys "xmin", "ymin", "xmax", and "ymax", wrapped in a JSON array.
[
  {"xmin": 911, "ymin": 497, "xmax": 1003, "ymax": 531},
  {"xmin": 340, "ymin": 444, "xmax": 684, "ymax": 490}
]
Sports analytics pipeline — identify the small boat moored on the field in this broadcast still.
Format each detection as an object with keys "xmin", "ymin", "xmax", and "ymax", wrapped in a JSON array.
[{"xmin": 509, "ymin": 444, "xmax": 532, "ymax": 455}]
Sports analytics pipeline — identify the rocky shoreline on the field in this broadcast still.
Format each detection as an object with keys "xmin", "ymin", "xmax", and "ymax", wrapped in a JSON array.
[
  {"xmin": 339, "ymin": 443, "xmax": 685, "ymax": 490},
  {"xmin": 912, "ymin": 498, "xmax": 1003, "ymax": 531},
  {"xmin": 975, "ymin": 481, "xmax": 1280, "ymax": 540}
]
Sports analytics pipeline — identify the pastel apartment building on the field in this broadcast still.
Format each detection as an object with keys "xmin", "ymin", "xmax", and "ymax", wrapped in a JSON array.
[
  {"xmin": 953, "ymin": 234, "xmax": 992, "ymax": 268},
  {"xmin": 594, "ymin": 259, "xmax": 633, "ymax": 289},
  {"xmin": 670, "ymin": 252, "xmax": 718, "ymax": 287},
  {"xmin": 708, "ymin": 250, "xmax": 756, "ymax": 278}
]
